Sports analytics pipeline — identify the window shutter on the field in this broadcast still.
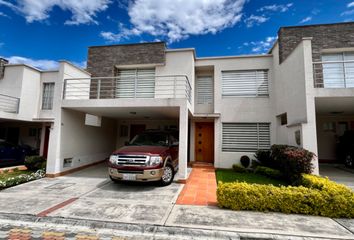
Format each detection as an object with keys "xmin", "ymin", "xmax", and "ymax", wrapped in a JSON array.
[
  {"xmin": 116, "ymin": 68, "xmax": 155, "ymax": 98},
  {"xmin": 222, "ymin": 70, "xmax": 269, "ymax": 97},
  {"xmin": 222, "ymin": 123, "xmax": 270, "ymax": 152},
  {"xmin": 196, "ymin": 76, "xmax": 213, "ymax": 104}
]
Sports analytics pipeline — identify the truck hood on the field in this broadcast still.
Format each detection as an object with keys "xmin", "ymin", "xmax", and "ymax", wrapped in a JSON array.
[{"xmin": 113, "ymin": 146, "xmax": 168, "ymax": 155}]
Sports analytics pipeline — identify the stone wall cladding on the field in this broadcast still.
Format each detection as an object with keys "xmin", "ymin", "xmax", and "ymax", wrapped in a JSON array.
[
  {"xmin": 278, "ymin": 22, "xmax": 354, "ymax": 63},
  {"xmin": 87, "ymin": 42, "xmax": 166, "ymax": 77},
  {"xmin": 0, "ymin": 58, "xmax": 8, "ymax": 79}
]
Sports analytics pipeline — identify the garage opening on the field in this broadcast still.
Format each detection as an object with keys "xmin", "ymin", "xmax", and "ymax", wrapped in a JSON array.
[{"xmin": 316, "ymin": 97, "xmax": 354, "ymax": 167}]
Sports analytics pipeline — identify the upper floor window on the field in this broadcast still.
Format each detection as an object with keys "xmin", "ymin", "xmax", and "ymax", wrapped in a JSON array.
[
  {"xmin": 116, "ymin": 68, "xmax": 155, "ymax": 98},
  {"xmin": 222, "ymin": 70, "xmax": 269, "ymax": 97},
  {"xmin": 321, "ymin": 52, "xmax": 354, "ymax": 88},
  {"xmin": 42, "ymin": 82, "xmax": 55, "ymax": 110}
]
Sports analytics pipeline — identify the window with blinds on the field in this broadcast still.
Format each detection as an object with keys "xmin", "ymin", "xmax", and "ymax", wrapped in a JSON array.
[
  {"xmin": 196, "ymin": 76, "xmax": 213, "ymax": 104},
  {"xmin": 116, "ymin": 68, "xmax": 155, "ymax": 98},
  {"xmin": 222, "ymin": 123, "xmax": 271, "ymax": 152},
  {"xmin": 222, "ymin": 70, "xmax": 269, "ymax": 97},
  {"xmin": 42, "ymin": 82, "xmax": 55, "ymax": 110},
  {"xmin": 322, "ymin": 52, "xmax": 354, "ymax": 88}
]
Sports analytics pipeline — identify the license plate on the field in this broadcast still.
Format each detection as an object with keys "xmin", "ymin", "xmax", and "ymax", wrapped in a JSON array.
[{"xmin": 122, "ymin": 174, "xmax": 137, "ymax": 181}]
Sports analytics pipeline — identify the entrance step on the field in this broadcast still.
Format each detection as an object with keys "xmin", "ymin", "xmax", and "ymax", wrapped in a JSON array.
[{"xmin": 189, "ymin": 162, "xmax": 214, "ymax": 169}]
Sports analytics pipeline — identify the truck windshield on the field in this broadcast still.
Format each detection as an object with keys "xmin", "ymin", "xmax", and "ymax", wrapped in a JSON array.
[{"xmin": 129, "ymin": 133, "xmax": 168, "ymax": 146}]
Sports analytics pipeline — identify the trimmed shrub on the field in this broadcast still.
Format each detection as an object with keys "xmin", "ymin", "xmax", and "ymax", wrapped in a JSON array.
[
  {"xmin": 240, "ymin": 155, "xmax": 251, "ymax": 168},
  {"xmin": 256, "ymin": 145, "xmax": 315, "ymax": 184},
  {"xmin": 24, "ymin": 156, "xmax": 46, "ymax": 171},
  {"xmin": 232, "ymin": 164, "xmax": 248, "ymax": 173},
  {"xmin": 217, "ymin": 174, "xmax": 354, "ymax": 218},
  {"xmin": 254, "ymin": 166, "xmax": 283, "ymax": 179},
  {"xmin": 254, "ymin": 150, "xmax": 273, "ymax": 168}
]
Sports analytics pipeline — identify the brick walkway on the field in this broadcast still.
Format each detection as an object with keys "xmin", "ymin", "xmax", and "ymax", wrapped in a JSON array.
[{"xmin": 176, "ymin": 166, "xmax": 217, "ymax": 206}]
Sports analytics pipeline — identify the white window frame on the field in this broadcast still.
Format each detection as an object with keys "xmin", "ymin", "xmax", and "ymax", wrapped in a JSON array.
[
  {"xmin": 42, "ymin": 82, "xmax": 55, "ymax": 110},
  {"xmin": 222, "ymin": 122, "xmax": 271, "ymax": 152},
  {"xmin": 222, "ymin": 69, "xmax": 269, "ymax": 97},
  {"xmin": 321, "ymin": 52, "xmax": 354, "ymax": 88}
]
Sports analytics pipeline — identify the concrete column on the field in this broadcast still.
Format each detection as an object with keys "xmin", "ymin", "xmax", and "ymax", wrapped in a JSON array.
[{"xmin": 178, "ymin": 105, "xmax": 188, "ymax": 180}]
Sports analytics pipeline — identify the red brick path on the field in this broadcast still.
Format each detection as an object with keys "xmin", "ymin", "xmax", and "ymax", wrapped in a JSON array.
[{"xmin": 176, "ymin": 166, "xmax": 217, "ymax": 206}]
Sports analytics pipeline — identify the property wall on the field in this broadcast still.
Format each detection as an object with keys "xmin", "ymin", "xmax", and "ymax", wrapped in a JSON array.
[
  {"xmin": 87, "ymin": 42, "xmax": 166, "ymax": 77},
  {"xmin": 278, "ymin": 22, "xmax": 354, "ymax": 63},
  {"xmin": 0, "ymin": 65, "xmax": 24, "ymax": 98},
  {"xmin": 115, "ymin": 119, "xmax": 178, "ymax": 148},
  {"xmin": 195, "ymin": 55, "xmax": 274, "ymax": 168},
  {"xmin": 59, "ymin": 108, "xmax": 117, "ymax": 171}
]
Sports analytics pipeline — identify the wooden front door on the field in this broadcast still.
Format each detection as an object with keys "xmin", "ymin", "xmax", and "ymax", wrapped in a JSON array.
[
  {"xmin": 43, "ymin": 126, "xmax": 50, "ymax": 159},
  {"xmin": 195, "ymin": 122, "xmax": 214, "ymax": 163}
]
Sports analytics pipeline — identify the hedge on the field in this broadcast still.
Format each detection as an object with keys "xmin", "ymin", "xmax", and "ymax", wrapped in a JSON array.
[
  {"xmin": 254, "ymin": 166, "xmax": 283, "ymax": 180},
  {"xmin": 24, "ymin": 156, "xmax": 46, "ymax": 171},
  {"xmin": 217, "ymin": 174, "xmax": 354, "ymax": 218},
  {"xmin": 0, "ymin": 169, "xmax": 45, "ymax": 190}
]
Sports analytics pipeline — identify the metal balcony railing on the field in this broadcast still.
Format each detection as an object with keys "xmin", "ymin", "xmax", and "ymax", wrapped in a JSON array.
[
  {"xmin": 63, "ymin": 75, "xmax": 192, "ymax": 103},
  {"xmin": 0, "ymin": 94, "xmax": 20, "ymax": 113},
  {"xmin": 313, "ymin": 60, "xmax": 354, "ymax": 88}
]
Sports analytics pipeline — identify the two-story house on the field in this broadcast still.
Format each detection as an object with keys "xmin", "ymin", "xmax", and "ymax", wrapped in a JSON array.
[{"xmin": 1, "ymin": 22, "xmax": 354, "ymax": 181}]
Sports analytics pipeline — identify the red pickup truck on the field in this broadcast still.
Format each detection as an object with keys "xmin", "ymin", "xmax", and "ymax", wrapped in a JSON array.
[{"xmin": 108, "ymin": 130, "xmax": 179, "ymax": 186}]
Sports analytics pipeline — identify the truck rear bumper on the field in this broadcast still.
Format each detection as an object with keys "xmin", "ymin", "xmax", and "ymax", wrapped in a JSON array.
[{"xmin": 108, "ymin": 167, "xmax": 164, "ymax": 182}]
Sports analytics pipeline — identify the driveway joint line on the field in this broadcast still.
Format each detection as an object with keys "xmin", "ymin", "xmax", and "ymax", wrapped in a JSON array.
[{"xmin": 332, "ymin": 219, "xmax": 354, "ymax": 235}]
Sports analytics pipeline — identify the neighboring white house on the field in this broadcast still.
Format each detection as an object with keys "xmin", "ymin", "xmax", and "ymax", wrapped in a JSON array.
[{"xmin": 1, "ymin": 22, "xmax": 354, "ymax": 180}]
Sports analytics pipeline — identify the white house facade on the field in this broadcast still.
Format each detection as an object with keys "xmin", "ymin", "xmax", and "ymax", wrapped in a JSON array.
[{"xmin": 1, "ymin": 22, "xmax": 354, "ymax": 180}]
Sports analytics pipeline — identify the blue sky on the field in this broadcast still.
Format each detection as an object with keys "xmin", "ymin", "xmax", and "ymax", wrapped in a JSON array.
[{"xmin": 0, "ymin": 0, "xmax": 353, "ymax": 70}]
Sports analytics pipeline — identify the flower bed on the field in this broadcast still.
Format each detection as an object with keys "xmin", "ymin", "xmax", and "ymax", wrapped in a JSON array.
[
  {"xmin": 0, "ymin": 169, "xmax": 45, "ymax": 189},
  {"xmin": 217, "ymin": 174, "xmax": 354, "ymax": 218}
]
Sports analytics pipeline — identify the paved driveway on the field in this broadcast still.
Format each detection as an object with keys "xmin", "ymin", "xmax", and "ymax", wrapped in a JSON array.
[
  {"xmin": 0, "ymin": 162, "xmax": 183, "ymax": 225},
  {"xmin": 320, "ymin": 164, "xmax": 354, "ymax": 191}
]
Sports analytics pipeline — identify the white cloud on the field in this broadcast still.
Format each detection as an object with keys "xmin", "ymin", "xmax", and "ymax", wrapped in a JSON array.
[
  {"xmin": 258, "ymin": 3, "xmax": 293, "ymax": 12},
  {"xmin": 242, "ymin": 36, "xmax": 277, "ymax": 54},
  {"xmin": 0, "ymin": 0, "xmax": 111, "ymax": 25},
  {"xmin": 5, "ymin": 56, "xmax": 59, "ymax": 70},
  {"xmin": 341, "ymin": 9, "xmax": 354, "ymax": 16},
  {"xmin": 299, "ymin": 16, "xmax": 312, "ymax": 24},
  {"xmin": 0, "ymin": 11, "xmax": 9, "ymax": 18},
  {"xmin": 348, "ymin": 1, "xmax": 354, "ymax": 8},
  {"xmin": 244, "ymin": 15, "xmax": 269, "ymax": 28},
  {"xmin": 103, "ymin": 0, "xmax": 246, "ymax": 43}
]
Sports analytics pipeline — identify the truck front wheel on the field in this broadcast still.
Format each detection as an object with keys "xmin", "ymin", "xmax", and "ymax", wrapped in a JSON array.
[{"xmin": 160, "ymin": 163, "xmax": 174, "ymax": 186}]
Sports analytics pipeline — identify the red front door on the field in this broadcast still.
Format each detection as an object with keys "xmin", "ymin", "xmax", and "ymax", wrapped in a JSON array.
[{"xmin": 43, "ymin": 127, "xmax": 50, "ymax": 159}]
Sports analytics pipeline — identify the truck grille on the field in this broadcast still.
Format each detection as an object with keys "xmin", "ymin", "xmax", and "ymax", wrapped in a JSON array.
[{"xmin": 116, "ymin": 155, "xmax": 148, "ymax": 166}]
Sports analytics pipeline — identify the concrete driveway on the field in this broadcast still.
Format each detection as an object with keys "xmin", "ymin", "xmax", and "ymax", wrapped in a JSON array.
[
  {"xmin": 320, "ymin": 164, "xmax": 354, "ymax": 191},
  {"xmin": 0, "ymin": 162, "xmax": 183, "ymax": 225}
]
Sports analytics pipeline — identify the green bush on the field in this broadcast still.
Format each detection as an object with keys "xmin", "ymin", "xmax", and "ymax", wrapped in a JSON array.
[
  {"xmin": 254, "ymin": 166, "xmax": 283, "ymax": 179},
  {"xmin": 24, "ymin": 156, "xmax": 46, "ymax": 171},
  {"xmin": 232, "ymin": 164, "xmax": 248, "ymax": 173},
  {"xmin": 217, "ymin": 174, "xmax": 354, "ymax": 218},
  {"xmin": 256, "ymin": 145, "xmax": 314, "ymax": 184},
  {"xmin": 254, "ymin": 150, "xmax": 273, "ymax": 167}
]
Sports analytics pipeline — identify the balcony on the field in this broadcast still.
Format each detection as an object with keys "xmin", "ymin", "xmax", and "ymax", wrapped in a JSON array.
[
  {"xmin": 0, "ymin": 94, "xmax": 20, "ymax": 114},
  {"xmin": 313, "ymin": 60, "xmax": 354, "ymax": 88},
  {"xmin": 63, "ymin": 75, "xmax": 192, "ymax": 103}
]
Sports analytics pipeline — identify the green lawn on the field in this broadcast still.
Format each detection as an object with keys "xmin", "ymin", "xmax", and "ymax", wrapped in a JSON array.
[
  {"xmin": 216, "ymin": 169, "xmax": 288, "ymax": 186},
  {"xmin": 0, "ymin": 170, "xmax": 33, "ymax": 181}
]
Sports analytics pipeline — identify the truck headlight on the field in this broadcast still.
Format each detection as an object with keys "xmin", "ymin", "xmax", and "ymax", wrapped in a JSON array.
[
  {"xmin": 148, "ymin": 156, "xmax": 162, "ymax": 166},
  {"xmin": 109, "ymin": 155, "xmax": 118, "ymax": 165}
]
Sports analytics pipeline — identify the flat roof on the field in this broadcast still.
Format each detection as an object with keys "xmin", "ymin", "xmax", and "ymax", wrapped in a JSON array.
[{"xmin": 89, "ymin": 41, "xmax": 166, "ymax": 49}]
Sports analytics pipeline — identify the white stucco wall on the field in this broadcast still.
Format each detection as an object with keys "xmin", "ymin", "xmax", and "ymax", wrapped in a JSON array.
[
  {"xmin": 195, "ymin": 55, "xmax": 275, "ymax": 168},
  {"xmin": 58, "ymin": 108, "xmax": 116, "ymax": 172}
]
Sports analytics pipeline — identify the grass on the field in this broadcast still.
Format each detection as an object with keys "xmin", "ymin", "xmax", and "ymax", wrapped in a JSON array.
[
  {"xmin": 0, "ymin": 170, "xmax": 33, "ymax": 181},
  {"xmin": 216, "ymin": 169, "xmax": 288, "ymax": 186}
]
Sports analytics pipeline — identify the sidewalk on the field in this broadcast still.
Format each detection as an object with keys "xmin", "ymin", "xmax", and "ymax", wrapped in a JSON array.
[{"xmin": 1, "ymin": 206, "xmax": 354, "ymax": 240}]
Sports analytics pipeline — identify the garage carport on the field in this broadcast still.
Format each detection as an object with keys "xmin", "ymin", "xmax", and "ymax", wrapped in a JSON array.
[{"xmin": 0, "ymin": 162, "xmax": 183, "ymax": 225}]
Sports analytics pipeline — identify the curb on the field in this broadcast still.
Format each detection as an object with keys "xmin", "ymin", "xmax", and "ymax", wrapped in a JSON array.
[{"xmin": 0, "ymin": 213, "xmax": 352, "ymax": 240}]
